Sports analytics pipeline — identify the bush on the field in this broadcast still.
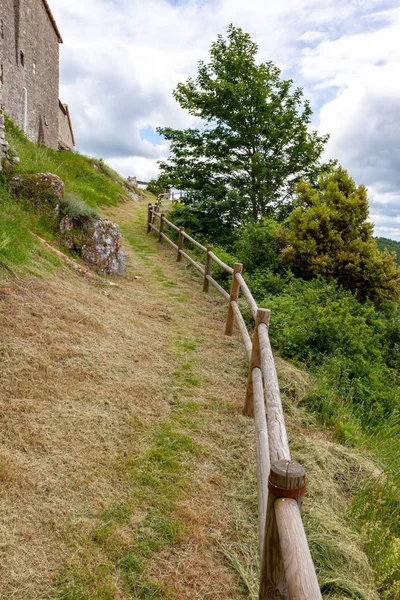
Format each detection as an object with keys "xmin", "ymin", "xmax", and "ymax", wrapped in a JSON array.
[
  {"xmin": 283, "ymin": 167, "xmax": 400, "ymax": 305},
  {"xmin": 261, "ymin": 278, "xmax": 400, "ymax": 429},
  {"xmin": 232, "ymin": 218, "xmax": 285, "ymax": 275},
  {"xmin": 166, "ymin": 203, "xmax": 234, "ymax": 246}
]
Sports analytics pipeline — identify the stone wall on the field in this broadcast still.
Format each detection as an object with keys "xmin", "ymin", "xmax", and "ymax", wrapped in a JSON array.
[
  {"xmin": 58, "ymin": 102, "xmax": 74, "ymax": 151},
  {"xmin": 0, "ymin": 0, "xmax": 60, "ymax": 149},
  {"xmin": 0, "ymin": 109, "xmax": 9, "ymax": 170}
]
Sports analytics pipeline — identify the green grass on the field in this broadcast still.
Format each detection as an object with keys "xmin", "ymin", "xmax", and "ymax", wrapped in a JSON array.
[
  {"xmin": 5, "ymin": 117, "xmax": 128, "ymax": 210},
  {"xmin": 48, "ymin": 421, "xmax": 199, "ymax": 599},
  {"xmin": 0, "ymin": 116, "xmax": 139, "ymax": 273}
]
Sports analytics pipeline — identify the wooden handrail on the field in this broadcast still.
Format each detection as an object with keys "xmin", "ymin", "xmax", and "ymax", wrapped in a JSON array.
[
  {"xmin": 258, "ymin": 324, "xmax": 290, "ymax": 463},
  {"xmin": 252, "ymin": 366, "xmax": 270, "ymax": 561},
  {"xmin": 235, "ymin": 272, "xmax": 257, "ymax": 320},
  {"xmin": 208, "ymin": 251, "xmax": 234, "ymax": 275},
  {"xmin": 163, "ymin": 216, "xmax": 180, "ymax": 232},
  {"xmin": 231, "ymin": 300, "xmax": 252, "ymax": 359},
  {"xmin": 205, "ymin": 275, "xmax": 230, "ymax": 300},
  {"xmin": 182, "ymin": 230, "xmax": 208, "ymax": 253},
  {"xmin": 179, "ymin": 249, "xmax": 205, "ymax": 275},
  {"xmin": 146, "ymin": 204, "xmax": 322, "ymax": 599},
  {"xmin": 160, "ymin": 232, "xmax": 178, "ymax": 250},
  {"xmin": 274, "ymin": 499, "xmax": 322, "ymax": 600}
]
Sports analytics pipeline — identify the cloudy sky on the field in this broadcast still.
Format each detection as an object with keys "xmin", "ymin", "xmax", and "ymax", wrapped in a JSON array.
[{"xmin": 50, "ymin": 0, "xmax": 400, "ymax": 240}]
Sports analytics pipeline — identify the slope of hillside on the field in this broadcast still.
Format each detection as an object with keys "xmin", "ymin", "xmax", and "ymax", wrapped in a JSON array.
[
  {"xmin": 0, "ymin": 118, "xmax": 146, "ymax": 273},
  {"xmin": 376, "ymin": 237, "xmax": 400, "ymax": 265},
  {"xmin": 0, "ymin": 196, "xmax": 381, "ymax": 599}
]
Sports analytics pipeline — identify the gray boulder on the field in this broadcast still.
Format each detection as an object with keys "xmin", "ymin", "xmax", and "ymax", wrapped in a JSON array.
[{"xmin": 81, "ymin": 219, "xmax": 125, "ymax": 276}]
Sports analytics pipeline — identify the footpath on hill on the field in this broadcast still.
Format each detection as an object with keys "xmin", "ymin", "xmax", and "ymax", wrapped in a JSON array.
[{"xmin": 0, "ymin": 199, "xmax": 378, "ymax": 600}]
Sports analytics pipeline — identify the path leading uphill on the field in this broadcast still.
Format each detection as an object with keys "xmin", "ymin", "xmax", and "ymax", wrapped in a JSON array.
[{"xmin": 0, "ymin": 199, "xmax": 377, "ymax": 600}]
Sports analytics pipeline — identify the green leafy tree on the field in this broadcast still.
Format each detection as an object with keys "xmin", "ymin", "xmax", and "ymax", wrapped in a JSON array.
[
  {"xmin": 157, "ymin": 25, "xmax": 330, "ymax": 226},
  {"xmin": 146, "ymin": 176, "xmax": 171, "ymax": 197},
  {"xmin": 282, "ymin": 167, "xmax": 400, "ymax": 305}
]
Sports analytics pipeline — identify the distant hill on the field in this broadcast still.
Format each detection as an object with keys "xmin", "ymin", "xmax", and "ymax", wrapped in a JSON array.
[{"xmin": 376, "ymin": 237, "xmax": 400, "ymax": 265}]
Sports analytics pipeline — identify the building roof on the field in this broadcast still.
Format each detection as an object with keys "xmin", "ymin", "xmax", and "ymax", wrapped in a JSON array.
[
  {"xmin": 59, "ymin": 101, "xmax": 75, "ymax": 146},
  {"xmin": 42, "ymin": 0, "xmax": 63, "ymax": 44}
]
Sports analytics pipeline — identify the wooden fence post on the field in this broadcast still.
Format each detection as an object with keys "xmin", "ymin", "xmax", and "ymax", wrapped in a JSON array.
[
  {"xmin": 225, "ymin": 263, "xmax": 243, "ymax": 336},
  {"xmin": 244, "ymin": 308, "xmax": 270, "ymax": 417},
  {"xmin": 203, "ymin": 247, "xmax": 213, "ymax": 292},
  {"xmin": 159, "ymin": 214, "xmax": 165, "ymax": 243},
  {"xmin": 177, "ymin": 228, "xmax": 184, "ymax": 262},
  {"xmin": 259, "ymin": 460, "xmax": 306, "ymax": 600},
  {"xmin": 147, "ymin": 204, "xmax": 152, "ymax": 233}
]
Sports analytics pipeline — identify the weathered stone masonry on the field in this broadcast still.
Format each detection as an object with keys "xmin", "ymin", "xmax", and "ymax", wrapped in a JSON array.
[{"xmin": 0, "ymin": 0, "xmax": 62, "ymax": 150}]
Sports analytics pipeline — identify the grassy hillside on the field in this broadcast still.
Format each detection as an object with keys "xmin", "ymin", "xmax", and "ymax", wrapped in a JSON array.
[
  {"xmin": 0, "ymin": 198, "xmax": 382, "ymax": 599},
  {"xmin": 376, "ymin": 236, "xmax": 400, "ymax": 265},
  {"xmin": 0, "ymin": 123, "xmax": 398, "ymax": 598},
  {"xmin": 0, "ymin": 117, "xmax": 150, "ymax": 272}
]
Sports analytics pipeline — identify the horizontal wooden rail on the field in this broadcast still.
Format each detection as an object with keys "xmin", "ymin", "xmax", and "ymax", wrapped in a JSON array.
[
  {"xmin": 205, "ymin": 275, "xmax": 230, "ymax": 300},
  {"xmin": 235, "ymin": 272, "xmax": 257, "ymax": 320},
  {"xmin": 208, "ymin": 251, "xmax": 234, "ymax": 275},
  {"xmin": 179, "ymin": 249, "xmax": 205, "ymax": 275},
  {"xmin": 259, "ymin": 324, "xmax": 290, "ymax": 463},
  {"xmin": 231, "ymin": 300, "xmax": 252, "ymax": 359},
  {"xmin": 148, "ymin": 222, "xmax": 159, "ymax": 233},
  {"xmin": 253, "ymin": 366, "xmax": 270, "ymax": 560},
  {"xmin": 274, "ymin": 498, "xmax": 322, "ymax": 600},
  {"xmin": 160, "ymin": 232, "xmax": 178, "ymax": 250},
  {"xmin": 150, "ymin": 209, "xmax": 162, "ymax": 219},
  {"xmin": 182, "ymin": 231, "xmax": 208, "ymax": 253},
  {"xmin": 163, "ymin": 217, "xmax": 180, "ymax": 232}
]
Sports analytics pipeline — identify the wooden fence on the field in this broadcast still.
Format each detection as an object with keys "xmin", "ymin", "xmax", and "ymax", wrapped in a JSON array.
[{"xmin": 147, "ymin": 202, "xmax": 322, "ymax": 600}]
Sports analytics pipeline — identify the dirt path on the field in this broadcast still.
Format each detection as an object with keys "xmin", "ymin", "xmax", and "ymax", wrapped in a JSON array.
[{"xmin": 0, "ymin": 200, "xmax": 260, "ymax": 599}]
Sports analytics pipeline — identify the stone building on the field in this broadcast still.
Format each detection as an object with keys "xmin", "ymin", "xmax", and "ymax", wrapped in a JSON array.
[
  {"xmin": 0, "ymin": 0, "xmax": 72, "ymax": 151},
  {"xmin": 58, "ymin": 100, "xmax": 74, "ymax": 151}
]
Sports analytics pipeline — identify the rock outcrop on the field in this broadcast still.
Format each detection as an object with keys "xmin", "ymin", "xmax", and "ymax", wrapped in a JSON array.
[
  {"xmin": 11, "ymin": 172, "xmax": 64, "ymax": 218},
  {"xmin": 0, "ymin": 110, "xmax": 19, "ymax": 171},
  {"xmin": 81, "ymin": 220, "xmax": 125, "ymax": 276},
  {"xmin": 11, "ymin": 170, "xmax": 125, "ymax": 276}
]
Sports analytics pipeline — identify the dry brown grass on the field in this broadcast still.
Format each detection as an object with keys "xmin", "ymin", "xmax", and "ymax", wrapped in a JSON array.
[{"xmin": 0, "ymin": 200, "xmax": 378, "ymax": 599}]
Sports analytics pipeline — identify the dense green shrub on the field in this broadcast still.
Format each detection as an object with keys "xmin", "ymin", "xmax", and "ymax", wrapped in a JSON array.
[
  {"xmin": 232, "ymin": 218, "xmax": 285, "ymax": 274},
  {"xmin": 166, "ymin": 203, "xmax": 234, "ymax": 246},
  {"xmin": 261, "ymin": 278, "xmax": 400, "ymax": 429},
  {"xmin": 282, "ymin": 167, "xmax": 400, "ymax": 305}
]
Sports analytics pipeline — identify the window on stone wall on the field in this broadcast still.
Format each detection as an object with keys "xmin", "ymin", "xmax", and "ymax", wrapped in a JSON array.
[
  {"xmin": 20, "ymin": 51, "xmax": 25, "ymax": 67},
  {"xmin": 0, "ymin": 64, "xmax": 3, "ymax": 85},
  {"xmin": 0, "ymin": 20, "xmax": 4, "ymax": 39}
]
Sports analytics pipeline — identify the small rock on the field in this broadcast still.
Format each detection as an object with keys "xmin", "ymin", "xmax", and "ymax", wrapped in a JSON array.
[{"xmin": 134, "ymin": 276, "xmax": 142, "ymax": 280}]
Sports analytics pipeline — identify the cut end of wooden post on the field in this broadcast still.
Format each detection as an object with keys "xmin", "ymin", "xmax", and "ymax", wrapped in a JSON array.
[
  {"xmin": 269, "ymin": 460, "xmax": 306, "ymax": 501},
  {"xmin": 256, "ymin": 307, "xmax": 271, "ymax": 328}
]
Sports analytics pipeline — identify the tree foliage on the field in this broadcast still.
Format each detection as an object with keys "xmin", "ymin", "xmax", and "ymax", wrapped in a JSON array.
[
  {"xmin": 146, "ymin": 176, "xmax": 171, "ymax": 197},
  {"xmin": 157, "ymin": 25, "xmax": 330, "ymax": 225},
  {"xmin": 282, "ymin": 167, "xmax": 400, "ymax": 305},
  {"xmin": 376, "ymin": 237, "xmax": 400, "ymax": 266}
]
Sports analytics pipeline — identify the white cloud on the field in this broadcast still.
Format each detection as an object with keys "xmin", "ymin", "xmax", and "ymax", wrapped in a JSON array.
[
  {"xmin": 50, "ymin": 0, "xmax": 400, "ymax": 239},
  {"xmin": 300, "ymin": 7, "xmax": 400, "ymax": 238}
]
